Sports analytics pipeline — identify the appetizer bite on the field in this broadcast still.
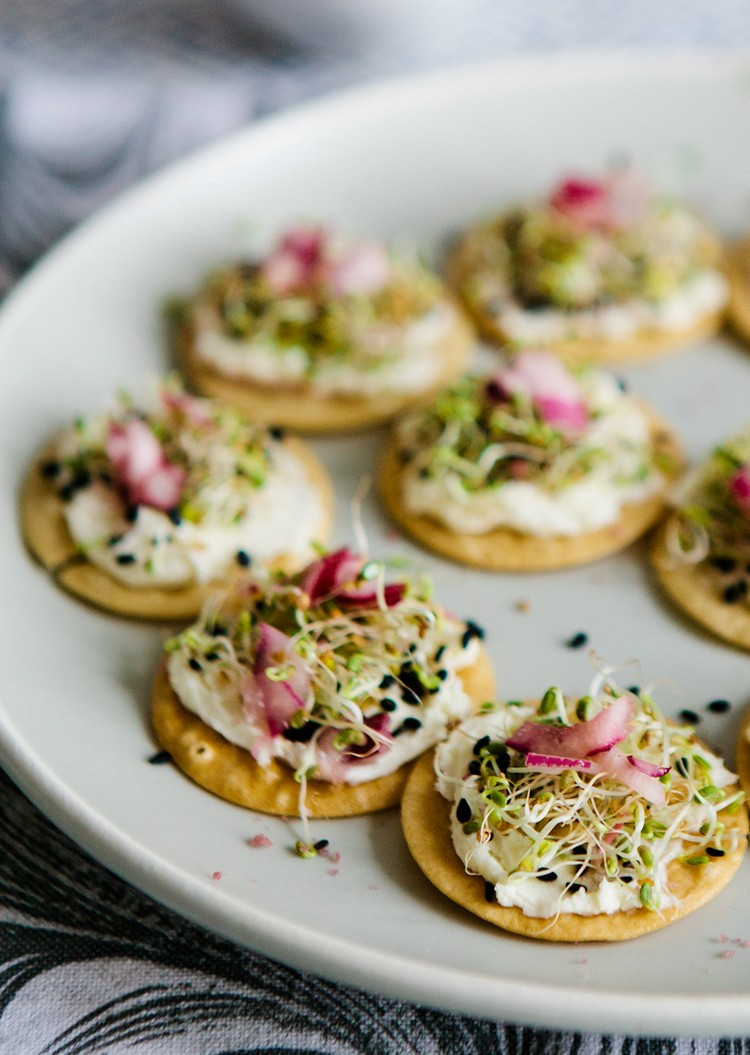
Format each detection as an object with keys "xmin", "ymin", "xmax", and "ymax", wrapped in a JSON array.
[
  {"xmin": 151, "ymin": 548, "xmax": 495, "ymax": 818},
  {"xmin": 449, "ymin": 168, "xmax": 727, "ymax": 361},
  {"xmin": 177, "ymin": 225, "xmax": 474, "ymax": 432},
  {"xmin": 379, "ymin": 349, "xmax": 682, "ymax": 570},
  {"xmin": 402, "ymin": 670, "xmax": 747, "ymax": 941},
  {"xmin": 652, "ymin": 429, "xmax": 750, "ymax": 649},
  {"xmin": 21, "ymin": 378, "xmax": 332, "ymax": 620}
]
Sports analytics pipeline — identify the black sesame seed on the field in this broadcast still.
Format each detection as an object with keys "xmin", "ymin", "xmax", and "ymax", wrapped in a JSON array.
[
  {"xmin": 679, "ymin": 708, "xmax": 700, "ymax": 725},
  {"xmin": 615, "ymin": 377, "xmax": 628, "ymax": 393},
  {"xmin": 209, "ymin": 623, "xmax": 228, "ymax": 637},
  {"xmin": 236, "ymin": 550, "xmax": 252, "ymax": 567},
  {"xmin": 167, "ymin": 508, "xmax": 182, "ymax": 526},
  {"xmin": 436, "ymin": 669, "xmax": 448, "ymax": 681},
  {"xmin": 401, "ymin": 717, "xmax": 422, "ymax": 732},
  {"xmin": 379, "ymin": 674, "xmax": 396, "ymax": 690},
  {"xmin": 107, "ymin": 533, "xmax": 124, "ymax": 547},
  {"xmin": 40, "ymin": 459, "xmax": 61, "ymax": 478},
  {"xmin": 115, "ymin": 553, "xmax": 137, "ymax": 565},
  {"xmin": 313, "ymin": 839, "xmax": 329, "ymax": 851},
  {"xmin": 621, "ymin": 875, "xmax": 634, "ymax": 883},
  {"xmin": 484, "ymin": 881, "xmax": 496, "ymax": 903},
  {"xmin": 418, "ymin": 467, "xmax": 430, "ymax": 479},
  {"xmin": 408, "ymin": 642, "xmax": 418, "ymax": 654},
  {"xmin": 707, "ymin": 699, "xmax": 731, "ymax": 714},
  {"xmin": 627, "ymin": 685, "xmax": 640, "ymax": 696},
  {"xmin": 125, "ymin": 504, "xmax": 139, "ymax": 523},
  {"xmin": 710, "ymin": 555, "xmax": 737, "ymax": 574},
  {"xmin": 380, "ymin": 698, "xmax": 397, "ymax": 712},
  {"xmin": 269, "ymin": 426, "xmax": 286, "ymax": 441},
  {"xmin": 147, "ymin": 750, "xmax": 172, "ymax": 765},
  {"xmin": 205, "ymin": 652, "xmax": 220, "ymax": 662},
  {"xmin": 706, "ymin": 847, "xmax": 725, "ymax": 857},
  {"xmin": 456, "ymin": 798, "xmax": 472, "ymax": 823},
  {"xmin": 566, "ymin": 882, "xmax": 586, "ymax": 894},
  {"xmin": 473, "ymin": 735, "xmax": 491, "ymax": 756},
  {"xmin": 434, "ymin": 644, "xmax": 446, "ymax": 662},
  {"xmin": 723, "ymin": 582, "xmax": 745, "ymax": 604},
  {"xmin": 57, "ymin": 482, "xmax": 76, "ymax": 502},
  {"xmin": 566, "ymin": 631, "xmax": 588, "ymax": 650},
  {"xmin": 468, "ymin": 760, "xmax": 481, "ymax": 776},
  {"xmin": 398, "ymin": 663, "xmax": 425, "ymax": 702},
  {"xmin": 537, "ymin": 871, "xmax": 558, "ymax": 882},
  {"xmin": 188, "ymin": 658, "xmax": 203, "ymax": 672},
  {"xmin": 282, "ymin": 721, "xmax": 320, "ymax": 743},
  {"xmin": 571, "ymin": 844, "xmax": 587, "ymax": 855},
  {"xmin": 461, "ymin": 620, "xmax": 486, "ymax": 648}
]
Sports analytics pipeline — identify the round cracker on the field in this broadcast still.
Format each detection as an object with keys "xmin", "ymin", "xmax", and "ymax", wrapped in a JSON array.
[
  {"xmin": 401, "ymin": 748, "xmax": 747, "ymax": 942},
  {"xmin": 19, "ymin": 435, "xmax": 334, "ymax": 622},
  {"xmin": 736, "ymin": 707, "xmax": 750, "ymax": 799},
  {"xmin": 378, "ymin": 409, "xmax": 683, "ymax": 572},
  {"xmin": 447, "ymin": 238, "xmax": 725, "ymax": 364},
  {"xmin": 726, "ymin": 236, "xmax": 750, "ymax": 345},
  {"xmin": 651, "ymin": 517, "xmax": 750, "ymax": 650},
  {"xmin": 177, "ymin": 303, "xmax": 475, "ymax": 434},
  {"xmin": 151, "ymin": 647, "xmax": 496, "ymax": 819}
]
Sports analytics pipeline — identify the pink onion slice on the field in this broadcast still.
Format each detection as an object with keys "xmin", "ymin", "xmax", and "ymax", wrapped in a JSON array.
[
  {"xmin": 627, "ymin": 755, "xmax": 670, "ymax": 779},
  {"xmin": 524, "ymin": 752, "xmax": 595, "ymax": 773},
  {"xmin": 485, "ymin": 350, "xmax": 589, "ymax": 435},
  {"xmin": 337, "ymin": 582, "xmax": 405, "ymax": 609},
  {"xmin": 314, "ymin": 713, "xmax": 393, "ymax": 784},
  {"xmin": 299, "ymin": 548, "xmax": 364, "ymax": 603},
  {"xmin": 328, "ymin": 242, "xmax": 391, "ymax": 296},
  {"xmin": 506, "ymin": 694, "xmax": 635, "ymax": 758},
  {"xmin": 590, "ymin": 747, "xmax": 667, "ymax": 807},
  {"xmin": 240, "ymin": 623, "xmax": 311, "ymax": 743},
  {"xmin": 106, "ymin": 419, "xmax": 186, "ymax": 511},
  {"xmin": 730, "ymin": 464, "xmax": 750, "ymax": 512},
  {"xmin": 549, "ymin": 177, "xmax": 611, "ymax": 229}
]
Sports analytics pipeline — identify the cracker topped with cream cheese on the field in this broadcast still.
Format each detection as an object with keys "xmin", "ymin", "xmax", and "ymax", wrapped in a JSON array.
[
  {"xmin": 21, "ymin": 377, "xmax": 333, "ymax": 620},
  {"xmin": 178, "ymin": 225, "xmax": 474, "ymax": 433},
  {"xmin": 402, "ymin": 672, "xmax": 747, "ymax": 941},
  {"xmin": 153, "ymin": 548, "xmax": 496, "ymax": 818},
  {"xmin": 449, "ymin": 168, "xmax": 726, "ymax": 362},
  {"xmin": 652, "ymin": 428, "xmax": 750, "ymax": 649},
  {"xmin": 379, "ymin": 349, "xmax": 682, "ymax": 570}
]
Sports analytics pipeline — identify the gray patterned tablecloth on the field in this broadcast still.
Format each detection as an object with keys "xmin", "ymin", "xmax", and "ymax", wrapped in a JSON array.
[{"xmin": 3, "ymin": 2, "xmax": 750, "ymax": 1051}]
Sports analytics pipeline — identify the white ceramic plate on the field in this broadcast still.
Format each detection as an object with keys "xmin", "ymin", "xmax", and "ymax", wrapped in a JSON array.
[{"xmin": 3, "ymin": 52, "xmax": 750, "ymax": 1038}]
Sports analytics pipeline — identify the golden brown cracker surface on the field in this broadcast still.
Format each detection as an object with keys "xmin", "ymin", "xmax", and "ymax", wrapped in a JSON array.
[
  {"xmin": 726, "ymin": 236, "xmax": 750, "ymax": 346},
  {"xmin": 178, "ymin": 304, "xmax": 475, "ymax": 434},
  {"xmin": 151, "ymin": 647, "xmax": 496, "ymax": 818},
  {"xmin": 378, "ymin": 410, "xmax": 682, "ymax": 572},
  {"xmin": 448, "ymin": 236, "xmax": 725, "ymax": 364},
  {"xmin": 651, "ymin": 518, "xmax": 750, "ymax": 651},
  {"xmin": 401, "ymin": 750, "xmax": 747, "ymax": 942},
  {"xmin": 20, "ymin": 436, "xmax": 333, "ymax": 621},
  {"xmin": 736, "ymin": 707, "xmax": 750, "ymax": 800}
]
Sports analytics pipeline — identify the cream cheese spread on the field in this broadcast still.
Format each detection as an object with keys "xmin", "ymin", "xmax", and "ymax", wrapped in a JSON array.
[
  {"xmin": 194, "ymin": 301, "xmax": 455, "ymax": 397},
  {"xmin": 494, "ymin": 269, "xmax": 727, "ymax": 344}
]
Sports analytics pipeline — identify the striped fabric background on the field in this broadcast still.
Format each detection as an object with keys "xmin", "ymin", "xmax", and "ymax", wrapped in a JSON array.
[{"xmin": 2, "ymin": 2, "xmax": 750, "ymax": 1051}]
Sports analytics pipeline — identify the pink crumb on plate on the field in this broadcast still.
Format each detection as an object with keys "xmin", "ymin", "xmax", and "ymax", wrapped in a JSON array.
[{"xmin": 249, "ymin": 834, "xmax": 273, "ymax": 848}]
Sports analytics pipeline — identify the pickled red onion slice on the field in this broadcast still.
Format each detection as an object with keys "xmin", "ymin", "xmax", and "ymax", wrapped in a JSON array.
[
  {"xmin": 314, "ymin": 712, "xmax": 393, "ymax": 783},
  {"xmin": 106, "ymin": 419, "xmax": 185, "ymax": 511},
  {"xmin": 524, "ymin": 752, "xmax": 595, "ymax": 773},
  {"xmin": 506, "ymin": 694, "xmax": 634, "ymax": 758},
  {"xmin": 240, "ymin": 623, "xmax": 311, "ymax": 743}
]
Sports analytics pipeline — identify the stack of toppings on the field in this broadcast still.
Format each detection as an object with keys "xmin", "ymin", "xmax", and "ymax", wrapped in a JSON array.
[
  {"xmin": 436, "ymin": 679, "xmax": 744, "ymax": 917},
  {"xmin": 165, "ymin": 547, "xmax": 484, "ymax": 786}
]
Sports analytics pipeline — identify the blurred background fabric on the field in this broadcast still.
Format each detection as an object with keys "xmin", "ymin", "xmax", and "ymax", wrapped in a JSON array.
[{"xmin": 4, "ymin": 2, "xmax": 750, "ymax": 1051}]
